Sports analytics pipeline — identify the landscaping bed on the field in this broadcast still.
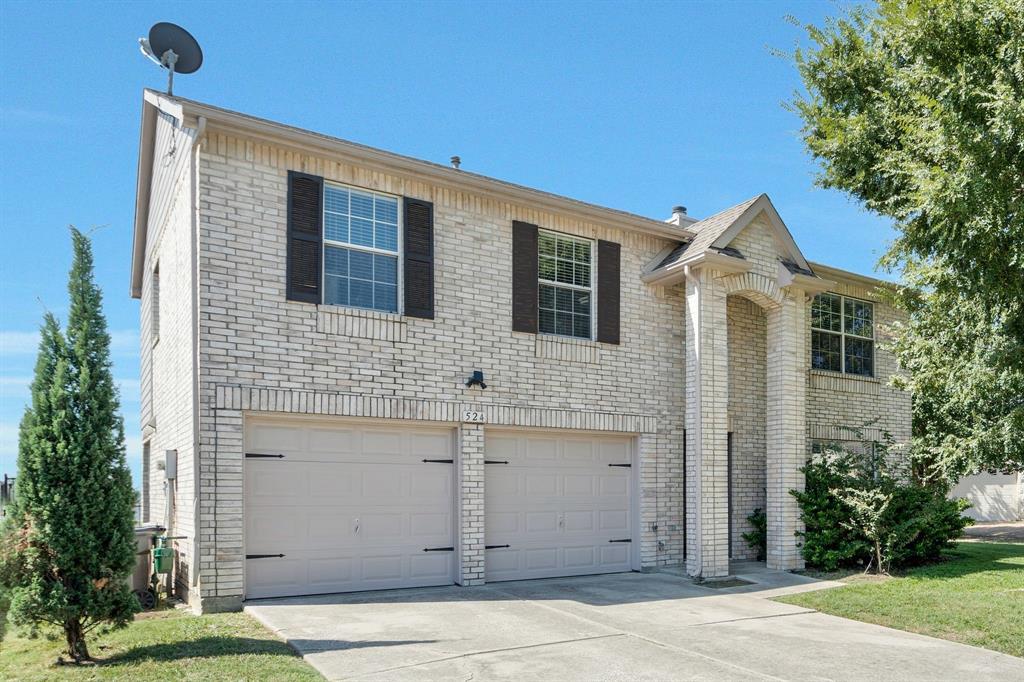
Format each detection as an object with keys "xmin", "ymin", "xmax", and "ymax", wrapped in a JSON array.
[
  {"xmin": 0, "ymin": 609, "xmax": 322, "ymax": 681},
  {"xmin": 778, "ymin": 542, "xmax": 1024, "ymax": 658}
]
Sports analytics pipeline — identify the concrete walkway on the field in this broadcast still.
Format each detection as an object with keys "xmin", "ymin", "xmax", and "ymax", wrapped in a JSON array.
[{"xmin": 246, "ymin": 570, "xmax": 1024, "ymax": 681}]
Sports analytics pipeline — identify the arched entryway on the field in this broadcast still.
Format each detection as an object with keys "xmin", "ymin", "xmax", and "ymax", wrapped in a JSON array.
[{"xmin": 684, "ymin": 267, "xmax": 808, "ymax": 577}]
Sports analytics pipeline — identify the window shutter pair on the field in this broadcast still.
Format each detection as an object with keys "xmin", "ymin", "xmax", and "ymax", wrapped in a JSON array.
[
  {"xmin": 285, "ymin": 171, "xmax": 434, "ymax": 319},
  {"xmin": 511, "ymin": 221, "xmax": 620, "ymax": 344}
]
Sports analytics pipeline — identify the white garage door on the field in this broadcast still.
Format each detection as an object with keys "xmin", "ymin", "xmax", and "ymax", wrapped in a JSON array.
[
  {"xmin": 485, "ymin": 430, "xmax": 634, "ymax": 582},
  {"xmin": 950, "ymin": 472, "xmax": 1022, "ymax": 522},
  {"xmin": 244, "ymin": 420, "xmax": 456, "ymax": 599}
]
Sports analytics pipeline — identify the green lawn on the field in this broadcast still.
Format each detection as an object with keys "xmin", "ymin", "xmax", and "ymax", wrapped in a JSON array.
[
  {"xmin": 778, "ymin": 542, "xmax": 1024, "ymax": 658},
  {"xmin": 0, "ymin": 609, "xmax": 323, "ymax": 681}
]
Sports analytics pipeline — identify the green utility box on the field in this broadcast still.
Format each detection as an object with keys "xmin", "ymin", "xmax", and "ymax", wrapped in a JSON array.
[{"xmin": 153, "ymin": 537, "xmax": 174, "ymax": 574}]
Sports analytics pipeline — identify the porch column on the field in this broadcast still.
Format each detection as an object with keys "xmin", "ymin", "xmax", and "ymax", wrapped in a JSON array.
[
  {"xmin": 765, "ymin": 290, "xmax": 807, "ymax": 571},
  {"xmin": 684, "ymin": 268, "xmax": 730, "ymax": 578}
]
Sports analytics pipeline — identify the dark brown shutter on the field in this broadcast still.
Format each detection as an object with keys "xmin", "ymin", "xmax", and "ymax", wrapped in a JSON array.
[
  {"xmin": 286, "ymin": 171, "xmax": 323, "ymax": 303},
  {"xmin": 512, "ymin": 221, "xmax": 539, "ymax": 333},
  {"xmin": 596, "ymin": 239, "xmax": 620, "ymax": 344},
  {"xmin": 403, "ymin": 197, "xmax": 434, "ymax": 319}
]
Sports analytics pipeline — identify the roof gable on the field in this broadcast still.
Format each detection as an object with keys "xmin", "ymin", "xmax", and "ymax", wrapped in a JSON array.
[
  {"xmin": 709, "ymin": 194, "xmax": 810, "ymax": 272},
  {"xmin": 645, "ymin": 193, "xmax": 812, "ymax": 279}
]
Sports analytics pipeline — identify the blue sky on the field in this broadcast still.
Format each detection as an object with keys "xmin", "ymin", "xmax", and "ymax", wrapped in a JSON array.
[{"xmin": 0, "ymin": 1, "xmax": 892, "ymax": 488}]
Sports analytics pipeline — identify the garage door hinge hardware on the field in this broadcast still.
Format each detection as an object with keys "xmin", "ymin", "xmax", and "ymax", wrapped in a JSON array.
[
  {"xmin": 246, "ymin": 554, "xmax": 285, "ymax": 559},
  {"xmin": 608, "ymin": 539, "xmax": 632, "ymax": 543},
  {"xmin": 245, "ymin": 453, "xmax": 285, "ymax": 458},
  {"xmin": 484, "ymin": 460, "xmax": 509, "ymax": 465},
  {"xmin": 485, "ymin": 544, "xmax": 511, "ymax": 550},
  {"xmin": 608, "ymin": 463, "xmax": 631, "ymax": 467},
  {"xmin": 422, "ymin": 459, "xmax": 454, "ymax": 464},
  {"xmin": 423, "ymin": 546, "xmax": 455, "ymax": 552}
]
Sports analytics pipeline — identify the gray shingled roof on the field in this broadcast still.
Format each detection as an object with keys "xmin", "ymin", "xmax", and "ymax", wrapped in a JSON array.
[
  {"xmin": 684, "ymin": 195, "xmax": 762, "ymax": 254},
  {"xmin": 653, "ymin": 195, "xmax": 762, "ymax": 270}
]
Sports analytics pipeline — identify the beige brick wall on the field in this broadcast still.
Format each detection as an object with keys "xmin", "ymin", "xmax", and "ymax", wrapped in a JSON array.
[
  {"xmin": 804, "ymin": 278, "xmax": 911, "ymax": 450},
  {"xmin": 139, "ymin": 110, "xmax": 198, "ymax": 601},
  {"xmin": 727, "ymin": 296, "xmax": 766, "ymax": 560},
  {"xmin": 138, "ymin": 119, "xmax": 913, "ymax": 608},
  {"xmin": 193, "ymin": 131, "xmax": 687, "ymax": 607}
]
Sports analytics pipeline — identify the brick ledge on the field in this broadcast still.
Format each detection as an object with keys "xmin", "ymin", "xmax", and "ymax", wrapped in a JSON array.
[
  {"xmin": 316, "ymin": 305, "xmax": 406, "ymax": 342},
  {"xmin": 213, "ymin": 383, "xmax": 659, "ymax": 433}
]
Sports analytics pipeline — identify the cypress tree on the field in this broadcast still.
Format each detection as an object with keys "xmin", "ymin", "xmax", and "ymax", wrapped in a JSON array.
[{"xmin": 1, "ymin": 229, "xmax": 137, "ymax": 662}]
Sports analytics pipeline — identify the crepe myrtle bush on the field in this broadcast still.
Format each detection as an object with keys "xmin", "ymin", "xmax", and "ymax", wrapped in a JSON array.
[{"xmin": 792, "ymin": 429, "xmax": 972, "ymax": 574}]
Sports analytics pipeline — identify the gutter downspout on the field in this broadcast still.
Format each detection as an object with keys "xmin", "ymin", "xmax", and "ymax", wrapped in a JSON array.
[{"xmin": 189, "ymin": 115, "xmax": 207, "ymax": 599}]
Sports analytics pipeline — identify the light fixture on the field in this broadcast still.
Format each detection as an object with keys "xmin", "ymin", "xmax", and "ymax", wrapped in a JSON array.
[{"xmin": 466, "ymin": 370, "xmax": 487, "ymax": 389}]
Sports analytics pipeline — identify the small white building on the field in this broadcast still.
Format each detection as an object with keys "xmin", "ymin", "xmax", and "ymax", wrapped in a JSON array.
[{"xmin": 951, "ymin": 472, "xmax": 1023, "ymax": 522}]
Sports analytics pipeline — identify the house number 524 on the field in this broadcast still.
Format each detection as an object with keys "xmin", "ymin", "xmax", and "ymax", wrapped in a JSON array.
[{"xmin": 462, "ymin": 410, "xmax": 485, "ymax": 424}]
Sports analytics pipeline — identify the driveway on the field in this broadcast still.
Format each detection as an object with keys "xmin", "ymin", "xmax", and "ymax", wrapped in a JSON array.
[
  {"xmin": 246, "ymin": 568, "xmax": 1024, "ymax": 681},
  {"xmin": 964, "ymin": 520, "xmax": 1024, "ymax": 542}
]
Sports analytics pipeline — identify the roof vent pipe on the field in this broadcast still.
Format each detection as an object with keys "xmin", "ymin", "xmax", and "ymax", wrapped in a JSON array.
[
  {"xmin": 450, "ymin": 155, "xmax": 461, "ymax": 169},
  {"xmin": 672, "ymin": 205, "xmax": 687, "ymax": 218}
]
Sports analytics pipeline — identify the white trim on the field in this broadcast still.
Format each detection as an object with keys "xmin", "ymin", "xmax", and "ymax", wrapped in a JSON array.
[
  {"xmin": 642, "ymin": 249, "xmax": 751, "ymax": 285},
  {"xmin": 630, "ymin": 435, "xmax": 641, "ymax": 572}
]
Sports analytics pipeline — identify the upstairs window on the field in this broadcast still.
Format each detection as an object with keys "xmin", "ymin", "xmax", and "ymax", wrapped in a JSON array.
[
  {"xmin": 322, "ymin": 183, "xmax": 400, "ymax": 313},
  {"xmin": 538, "ymin": 230, "xmax": 593, "ymax": 339},
  {"xmin": 811, "ymin": 293, "xmax": 874, "ymax": 377},
  {"xmin": 151, "ymin": 264, "xmax": 160, "ymax": 344}
]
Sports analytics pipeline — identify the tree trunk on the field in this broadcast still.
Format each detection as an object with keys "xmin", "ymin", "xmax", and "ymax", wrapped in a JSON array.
[
  {"xmin": 874, "ymin": 540, "xmax": 884, "ymax": 575},
  {"xmin": 64, "ymin": 618, "xmax": 90, "ymax": 663}
]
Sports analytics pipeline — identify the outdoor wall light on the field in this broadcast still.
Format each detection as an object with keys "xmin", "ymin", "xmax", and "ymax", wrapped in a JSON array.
[{"xmin": 466, "ymin": 370, "xmax": 487, "ymax": 389}]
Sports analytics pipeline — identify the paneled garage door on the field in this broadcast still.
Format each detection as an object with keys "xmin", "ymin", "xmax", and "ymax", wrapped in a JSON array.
[
  {"xmin": 244, "ymin": 419, "xmax": 456, "ymax": 599},
  {"xmin": 485, "ymin": 430, "xmax": 634, "ymax": 582}
]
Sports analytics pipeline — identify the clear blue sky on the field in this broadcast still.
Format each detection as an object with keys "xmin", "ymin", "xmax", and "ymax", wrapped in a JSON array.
[{"xmin": 0, "ymin": 1, "xmax": 892, "ymax": 487}]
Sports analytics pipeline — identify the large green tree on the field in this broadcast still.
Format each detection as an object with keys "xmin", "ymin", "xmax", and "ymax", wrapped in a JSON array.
[
  {"xmin": 791, "ymin": 0, "xmax": 1024, "ymax": 479},
  {"xmin": 2, "ymin": 229, "xmax": 137, "ymax": 662}
]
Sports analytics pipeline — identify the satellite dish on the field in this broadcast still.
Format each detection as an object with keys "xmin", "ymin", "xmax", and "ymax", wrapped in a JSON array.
[{"xmin": 138, "ymin": 22, "xmax": 203, "ymax": 95}]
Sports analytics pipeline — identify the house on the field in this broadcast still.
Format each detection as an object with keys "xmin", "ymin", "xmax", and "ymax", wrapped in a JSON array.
[{"xmin": 131, "ymin": 89, "xmax": 911, "ymax": 613}]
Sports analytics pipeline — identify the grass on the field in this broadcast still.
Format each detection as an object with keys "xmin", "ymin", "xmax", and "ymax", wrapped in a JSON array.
[
  {"xmin": 0, "ymin": 608, "xmax": 323, "ymax": 681},
  {"xmin": 778, "ymin": 542, "xmax": 1024, "ymax": 658}
]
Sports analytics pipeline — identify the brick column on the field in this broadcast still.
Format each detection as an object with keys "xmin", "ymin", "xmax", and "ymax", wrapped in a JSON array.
[
  {"xmin": 457, "ymin": 423, "xmax": 486, "ymax": 585},
  {"xmin": 765, "ymin": 291, "xmax": 807, "ymax": 571},
  {"xmin": 684, "ymin": 269, "xmax": 730, "ymax": 578}
]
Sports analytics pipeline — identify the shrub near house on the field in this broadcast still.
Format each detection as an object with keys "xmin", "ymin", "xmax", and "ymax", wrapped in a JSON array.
[{"xmin": 794, "ymin": 444, "xmax": 971, "ymax": 573}]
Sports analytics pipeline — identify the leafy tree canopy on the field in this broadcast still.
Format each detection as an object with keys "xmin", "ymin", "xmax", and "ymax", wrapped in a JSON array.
[{"xmin": 791, "ymin": 0, "xmax": 1024, "ymax": 478}]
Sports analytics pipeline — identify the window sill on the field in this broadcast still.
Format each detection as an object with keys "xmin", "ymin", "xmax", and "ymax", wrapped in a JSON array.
[
  {"xmin": 317, "ymin": 306, "xmax": 407, "ymax": 342},
  {"xmin": 808, "ymin": 369, "xmax": 882, "ymax": 395},
  {"xmin": 535, "ymin": 335, "xmax": 603, "ymax": 364}
]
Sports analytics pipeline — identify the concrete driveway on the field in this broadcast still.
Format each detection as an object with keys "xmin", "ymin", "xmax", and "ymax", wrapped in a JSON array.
[
  {"xmin": 964, "ymin": 520, "xmax": 1024, "ymax": 542},
  {"xmin": 246, "ymin": 568, "xmax": 1024, "ymax": 681}
]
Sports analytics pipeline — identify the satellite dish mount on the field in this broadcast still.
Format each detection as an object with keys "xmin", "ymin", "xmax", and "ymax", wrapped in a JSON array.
[{"xmin": 139, "ymin": 22, "xmax": 203, "ymax": 96}]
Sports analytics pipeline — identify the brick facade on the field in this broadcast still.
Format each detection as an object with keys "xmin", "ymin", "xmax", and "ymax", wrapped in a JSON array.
[{"xmin": 133, "ymin": 95, "xmax": 910, "ymax": 612}]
